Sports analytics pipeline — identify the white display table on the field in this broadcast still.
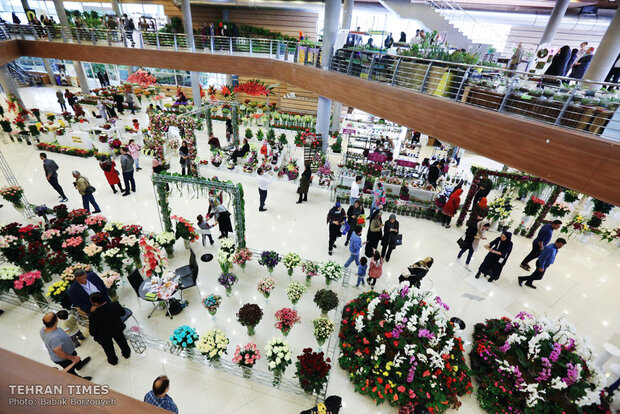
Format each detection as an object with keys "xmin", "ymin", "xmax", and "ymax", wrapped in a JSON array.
[{"xmin": 57, "ymin": 131, "xmax": 93, "ymax": 150}]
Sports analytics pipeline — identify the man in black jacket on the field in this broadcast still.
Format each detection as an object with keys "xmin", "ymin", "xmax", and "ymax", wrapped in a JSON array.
[
  {"xmin": 68, "ymin": 269, "xmax": 109, "ymax": 314},
  {"xmin": 88, "ymin": 292, "xmax": 131, "ymax": 365}
]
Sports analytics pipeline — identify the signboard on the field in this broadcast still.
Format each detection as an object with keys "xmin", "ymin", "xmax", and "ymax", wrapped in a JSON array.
[{"xmin": 342, "ymin": 128, "xmax": 356, "ymax": 134}]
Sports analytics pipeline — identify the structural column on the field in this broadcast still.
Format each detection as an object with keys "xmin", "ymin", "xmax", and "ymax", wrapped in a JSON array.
[
  {"xmin": 0, "ymin": 64, "xmax": 26, "ymax": 109},
  {"xmin": 51, "ymin": 0, "xmax": 90, "ymax": 94},
  {"xmin": 583, "ymin": 8, "xmax": 620, "ymax": 84},
  {"xmin": 331, "ymin": 0, "xmax": 354, "ymax": 131},
  {"xmin": 111, "ymin": 0, "xmax": 122, "ymax": 17},
  {"xmin": 538, "ymin": 0, "xmax": 570, "ymax": 46},
  {"xmin": 181, "ymin": 0, "xmax": 201, "ymax": 109},
  {"xmin": 316, "ymin": 0, "xmax": 341, "ymax": 151}
]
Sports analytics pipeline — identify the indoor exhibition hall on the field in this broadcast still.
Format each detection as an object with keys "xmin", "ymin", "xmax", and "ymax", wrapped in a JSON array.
[{"xmin": 0, "ymin": 0, "xmax": 619, "ymax": 413}]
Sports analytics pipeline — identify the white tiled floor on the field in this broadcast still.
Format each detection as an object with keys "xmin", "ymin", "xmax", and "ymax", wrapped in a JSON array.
[{"xmin": 1, "ymin": 86, "xmax": 619, "ymax": 413}]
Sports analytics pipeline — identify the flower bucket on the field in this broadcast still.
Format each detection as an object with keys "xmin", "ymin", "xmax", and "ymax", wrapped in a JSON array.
[
  {"xmin": 165, "ymin": 245, "xmax": 175, "ymax": 259},
  {"xmin": 183, "ymin": 239, "xmax": 191, "ymax": 249},
  {"xmin": 12, "ymin": 202, "xmax": 25, "ymax": 216},
  {"xmin": 225, "ymin": 287, "xmax": 233, "ymax": 297},
  {"xmin": 306, "ymin": 276, "xmax": 312, "ymax": 287},
  {"xmin": 247, "ymin": 325, "xmax": 255, "ymax": 336}
]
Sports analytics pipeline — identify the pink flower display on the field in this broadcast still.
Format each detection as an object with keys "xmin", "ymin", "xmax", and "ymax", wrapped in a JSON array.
[
  {"xmin": 139, "ymin": 236, "xmax": 168, "ymax": 278},
  {"xmin": 232, "ymin": 342, "xmax": 261, "ymax": 368}
]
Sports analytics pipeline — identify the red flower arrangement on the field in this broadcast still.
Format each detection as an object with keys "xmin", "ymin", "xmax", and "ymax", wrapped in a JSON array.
[
  {"xmin": 126, "ymin": 69, "xmax": 158, "ymax": 88},
  {"xmin": 295, "ymin": 348, "xmax": 331, "ymax": 394},
  {"xmin": 301, "ymin": 130, "xmax": 321, "ymax": 149},
  {"xmin": 18, "ymin": 224, "xmax": 42, "ymax": 243},
  {"xmin": 234, "ymin": 79, "xmax": 270, "ymax": 96},
  {"xmin": 68, "ymin": 208, "xmax": 91, "ymax": 225},
  {"xmin": 122, "ymin": 224, "xmax": 143, "ymax": 236},
  {"xmin": 91, "ymin": 232, "xmax": 110, "ymax": 247},
  {"xmin": 523, "ymin": 196, "xmax": 546, "ymax": 217},
  {"xmin": 219, "ymin": 85, "xmax": 234, "ymax": 99},
  {"xmin": 171, "ymin": 215, "xmax": 199, "ymax": 242}
]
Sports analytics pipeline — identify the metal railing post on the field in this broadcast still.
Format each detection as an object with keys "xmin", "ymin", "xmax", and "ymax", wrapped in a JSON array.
[
  {"xmin": 156, "ymin": 32, "xmax": 160, "ymax": 49},
  {"xmin": 121, "ymin": 27, "xmax": 127, "ymax": 48},
  {"xmin": 270, "ymin": 40, "xmax": 273, "ymax": 59},
  {"xmin": 210, "ymin": 36, "xmax": 214, "ymax": 53},
  {"xmin": 420, "ymin": 62, "xmax": 433, "ymax": 93},
  {"xmin": 90, "ymin": 29, "xmax": 96, "ymax": 45},
  {"xmin": 276, "ymin": 41, "xmax": 280, "ymax": 60},
  {"xmin": 107, "ymin": 29, "xmax": 112, "ymax": 46},
  {"xmin": 346, "ymin": 51, "xmax": 355, "ymax": 75},
  {"xmin": 555, "ymin": 86, "xmax": 577, "ymax": 126},
  {"xmin": 284, "ymin": 43, "xmax": 289, "ymax": 61},
  {"xmin": 391, "ymin": 58, "xmax": 402, "ymax": 85},
  {"xmin": 30, "ymin": 25, "xmax": 39, "ymax": 40},
  {"xmin": 45, "ymin": 26, "xmax": 52, "ymax": 41},
  {"xmin": 498, "ymin": 77, "xmax": 517, "ymax": 113},
  {"xmin": 75, "ymin": 27, "xmax": 81, "ymax": 43},
  {"xmin": 368, "ymin": 55, "xmax": 376, "ymax": 80},
  {"xmin": 18, "ymin": 25, "xmax": 25, "ymax": 40},
  {"xmin": 173, "ymin": 34, "xmax": 178, "ymax": 51},
  {"xmin": 229, "ymin": 37, "xmax": 233, "ymax": 55},
  {"xmin": 454, "ymin": 67, "xmax": 471, "ymax": 101},
  {"xmin": 60, "ymin": 26, "xmax": 67, "ymax": 43},
  {"xmin": 249, "ymin": 39, "xmax": 253, "ymax": 56},
  {"xmin": 139, "ymin": 31, "xmax": 144, "ymax": 48}
]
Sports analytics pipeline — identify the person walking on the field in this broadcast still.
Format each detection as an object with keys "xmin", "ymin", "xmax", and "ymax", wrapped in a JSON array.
[
  {"xmin": 365, "ymin": 210, "xmax": 383, "ymax": 257},
  {"xmin": 40, "ymin": 152, "xmax": 68, "ymax": 202},
  {"xmin": 440, "ymin": 188, "xmax": 462, "ymax": 228},
  {"xmin": 207, "ymin": 197, "xmax": 232, "ymax": 239},
  {"xmin": 344, "ymin": 227, "xmax": 365, "ymax": 268},
  {"xmin": 476, "ymin": 231, "xmax": 513, "ymax": 282},
  {"xmin": 179, "ymin": 141, "xmax": 190, "ymax": 175},
  {"xmin": 380, "ymin": 214, "xmax": 400, "ymax": 262},
  {"xmin": 355, "ymin": 257, "xmax": 368, "ymax": 289},
  {"xmin": 56, "ymin": 89, "xmax": 67, "ymax": 112},
  {"xmin": 257, "ymin": 167, "xmax": 273, "ymax": 212},
  {"xmin": 73, "ymin": 171, "xmax": 101, "ymax": 213},
  {"xmin": 350, "ymin": 176, "xmax": 362, "ymax": 205},
  {"xmin": 120, "ymin": 147, "xmax": 136, "ymax": 196},
  {"xmin": 125, "ymin": 91, "xmax": 135, "ymax": 115},
  {"xmin": 296, "ymin": 162, "xmax": 311, "ymax": 203},
  {"xmin": 366, "ymin": 250, "xmax": 384, "ymax": 291},
  {"xmin": 327, "ymin": 202, "xmax": 346, "ymax": 256},
  {"xmin": 113, "ymin": 92, "xmax": 124, "ymax": 115},
  {"xmin": 457, "ymin": 220, "xmax": 490, "ymax": 270},
  {"xmin": 569, "ymin": 47, "xmax": 595, "ymax": 79},
  {"xmin": 128, "ymin": 139, "xmax": 142, "ymax": 171},
  {"xmin": 124, "ymin": 17, "xmax": 136, "ymax": 47},
  {"xmin": 99, "ymin": 155, "xmax": 124, "ymax": 194},
  {"xmin": 370, "ymin": 182, "xmax": 386, "ymax": 216},
  {"xmin": 88, "ymin": 292, "xmax": 131, "ymax": 366},
  {"xmin": 40, "ymin": 312, "xmax": 91, "ymax": 380},
  {"xmin": 520, "ymin": 220, "xmax": 562, "ymax": 271},
  {"xmin": 345, "ymin": 200, "xmax": 365, "ymax": 246},
  {"xmin": 67, "ymin": 269, "xmax": 110, "ymax": 315},
  {"xmin": 518, "ymin": 238, "xmax": 566, "ymax": 289},
  {"xmin": 97, "ymin": 100, "xmax": 108, "ymax": 122},
  {"xmin": 467, "ymin": 197, "xmax": 488, "ymax": 227},
  {"xmin": 196, "ymin": 214, "xmax": 214, "ymax": 246},
  {"xmin": 144, "ymin": 376, "xmax": 178, "ymax": 413}
]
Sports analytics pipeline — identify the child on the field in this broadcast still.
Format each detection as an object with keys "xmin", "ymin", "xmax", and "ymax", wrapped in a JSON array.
[
  {"xmin": 132, "ymin": 118, "xmax": 140, "ymax": 131},
  {"xmin": 356, "ymin": 257, "xmax": 368, "ymax": 288},
  {"xmin": 128, "ymin": 138, "xmax": 142, "ymax": 171},
  {"xmin": 56, "ymin": 310, "xmax": 85, "ymax": 347},
  {"xmin": 367, "ymin": 250, "xmax": 384, "ymax": 291},
  {"xmin": 197, "ymin": 214, "xmax": 214, "ymax": 246}
]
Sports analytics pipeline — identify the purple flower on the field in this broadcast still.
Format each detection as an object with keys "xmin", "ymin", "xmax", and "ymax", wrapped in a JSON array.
[
  {"xmin": 400, "ymin": 285, "xmax": 409, "ymax": 298},
  {"xmin": 515, "ymin": 311, "xmax": 533, "ymax": 320},
  {"xmin": 562, "ymin": 362, "xmax": 579, "ymax": 385},
  {"xmin": 549, "ymin": 343, "xmax": 562, "ymax": 362},
  {"xmin": 418, "ymin": 329, "xmax": 434, "ymax": 340},
  {"xmin": 379, "ymin": 293, "xmax": 390, "ymax": 301},
  {"xmin": 434, "ymin": 296, "xmax": 450, "ymax": 311},
  {"xmin": 499, "ymin": 342, "xmax": 511, "ymax": 353}
]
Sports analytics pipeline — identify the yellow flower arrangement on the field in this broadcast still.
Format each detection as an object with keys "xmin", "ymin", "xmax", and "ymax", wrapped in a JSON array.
[{"xmin": 46, "ymin": 279, "xmax": 70, "ymax": 303}]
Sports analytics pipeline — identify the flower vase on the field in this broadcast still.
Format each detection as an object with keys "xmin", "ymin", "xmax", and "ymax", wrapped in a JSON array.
[
  {"xmin": 183, "ymin": 239, "xmax": 191, "ymax": 249},
  {"xmin": 287, "ymin": 269, "xmax": 293, "ymax": 279},
  {"xmin": 272, "ymin": 370, "xmax": 282, "ymax": 386},
  {"xmin": 109, "ymin": 287, "xmax": 119, "ymax": 302},
  {"xmin": 316, "ymin": 338, "xmax": 325, "ymax": 351},
  {"xmin": 12, "ymin": 202, "xmax": 25, "ymax": 216},
  {"xmin": 165, "ymin": 245, "xmax": 175, "ymax": 259},
  {"xmin": 281, "ymin": 327, "xmax": 290, "ymax": 337},
  {"xmin": 580, "ymin": 231, "xmax": 592, "ymax": 243},
  {"xmin": 225, "ymin": 287, "xmax": 233, "ymax": 297},
  {"xmin": 268, "ymin": 266, "xmax": 274, "ymax": 274},
  {"xmin": 209, "ymin": 358, "xmax": 222, "ymax": 369},
  {"xmin": 325, "ymin": 278, "xmax": 331, "ymax": 286},
  {"xmin": 306, "ymin": 276, "xmax": 312, "ymax": 287},
  {"xmin": 247, "ymin": 325, "xmax": 255, "ymax": 336},
  {"xmin": 291, "ymin": 299, "xmax": 298, "ymax": 309},
  {"xmin": 262, "ymin": 292, "xmax": 270, "ymax": 304},
  {"xmin": 242, "ymin": 366, "xmax": 253, "ymax": 379},
  {"xmin": 32, "ymin": 291, "xmax": 48, "ymax": 311},
  {"xmin": 239, "ymin": 262, "xmax": 246, "ymax": 271},
  {"xmin": 320, "ymin": 310, "xmax": 328, "ymax": 318}
]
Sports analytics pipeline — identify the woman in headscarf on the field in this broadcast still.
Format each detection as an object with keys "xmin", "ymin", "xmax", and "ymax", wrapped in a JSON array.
[
  {"xmin": 440, "ymin": 188, "xmax": 462, "ymax": 228},
  {"xmin": 399, "ymin": 257, "xmax": 433, "ymax": 288},
  {"xmin": 543, "ymin": 46, "xmax": 571, "ymax": 85},
  {"xmin": 467, "ymin": 197, "xmax": 489, "ymax": 227},
  {"xmin": 370, "ymin": 182, "xmax": 386, "ymax": 216},
  {"xmin": 345, "ymin": 199, "xmax": 364, "ymax": 245},
  {"xmin": 564, "ymin": 48, "xmax": 579, "ymax": 76},
  {"xmin": 380, "ymin": 214, "xmax": 399, "ymax": 262},
  {"xmin": 296, "ymin": 162, "xmax": 312, "ymax": 204},
  {"xmin": 365, "ymin": 209, "xmax": 383, "ymax": 257},
  {"xmin": 457, "ymin": 219, "xmax": 490, "ymax": 270},
  {"xmin": 207, "ymin": 197, "xmax": 233, "ymax": 239},
  {"xmin": 326, "ymin": 202, "xmax": 346, "ymax": 256},
  {"xmin": 476, "ymin": 231, "xmax": 513, "ymax": 282}
]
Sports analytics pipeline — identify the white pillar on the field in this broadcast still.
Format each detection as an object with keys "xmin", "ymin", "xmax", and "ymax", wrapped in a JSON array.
[
  {"xmin": 0, "ymin": 64, "xmax": 26, "ymax": 108},
  {"xmin": 342, "ymin": 0, "xmax": 354, "ymax": 30},
  {"xmin": 583, "ymin": 8, "xmax": 620, "ymax": 84},
  {"xmin": 538, "ymin": 0, "xmax": 570, "ymax": 46},
  {"xmin": 42, "ymin": 59, "xmax": 55, "ymax": 85},
  {"xmin": 111, "ymin": 0, "xmax": 121, "ymax": 17},
  {"xmin": 180, "ymin": 0, "xmax": 201, "ymax": 108},
  {"xmin": 316, "ymin": 96, "xmax": 332, "ymax": 152}
]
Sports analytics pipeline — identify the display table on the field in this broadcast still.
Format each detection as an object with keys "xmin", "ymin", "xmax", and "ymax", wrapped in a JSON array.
[{"xmin": 368, "ymin": 152, "xmax": 388, "ymax": 162}]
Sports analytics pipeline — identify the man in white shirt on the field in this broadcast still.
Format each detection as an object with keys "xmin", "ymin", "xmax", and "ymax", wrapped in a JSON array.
[
  {"xmin": 257, "ymin": 167, "xmax": 273, "ymax": 212},
  {"xmin": 350, "ymin": 175, "xmax": 362, "ymax": 205}
]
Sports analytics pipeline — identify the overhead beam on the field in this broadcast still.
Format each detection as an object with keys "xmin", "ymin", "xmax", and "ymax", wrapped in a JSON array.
[
  {"xmin": 9, "ymin": 40, "xmax": 620, "ymax": 205},
  {"xmin": 0, "ymin": 40, "xmax": 21, "ymax": 66}
]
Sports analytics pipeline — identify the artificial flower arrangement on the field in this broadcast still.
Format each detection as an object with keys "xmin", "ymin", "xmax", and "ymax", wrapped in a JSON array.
[
  {"xmin": 233, "ymin": 342, "xmax": 261, "ymax": 369},
  {"xmin": 257, "ymin": 277, "xmax": 276, "ymax": 299},
  {"xmin": 312, "ymin": 317, "xmax": 335, "ymax": 347},
  {"xmin": 170, "ymin": 325, "xmax": 199, "ymax": 349},
  {"xmin": 218, "ymin": 237, "xmax": 236, "ymax": 273},
  {"xmin": 320, "ymin": 261, "xmax": 344, "ymax": 286},
  {"xmin": 286, "ymin": 281, "xmax": 307, "ymax": 305},
  {"xmin": 470, "ymin": 312, "xmax": 612, "ymax": 413},
  {"xmin": 218, "ymin": 272, "xmax": 238, "ymax": 296},
  {"xmin": 171, "ymin": 215, "xmax": 199, "ymax": 242},
  {"xmin": 232, "ymin": 248, "xmax": 253, "ymax": 270},
  {"xmin": 202, "ymin": 294, "xmax": 222, "ymax": 316},
  {"xmin": 338, "ymin": 285, "xmax": 472, "ymax": 413},
  {"xmin": 487, "ymin": 197, "xmax": 513, "ymax": 224},
  {"xmin": 46, "ymin": 279, "xmax": 70, "ymax": 303},
  {"xmin": 139, "ymin": 236, "xmax": 168, "ymax": 278},
  {"xmin": 265, "ymin": 337, "xmax": 293, "ymax": 379},
  {"xmin": 548, "ymin": 202, "xmax": 571, "ymax": 218},
  {"xmin": 295, "ymin": 348, "xmax": 331, "ymax": 395},
  {"xmin": 237, "ymin": 303, "xmax": 264, "ymax": 336},
  {"xmin": 302, "ymin": 260, "xmax": 320, "ymax": 286},
  {"xmin": 98, "ymin": 270, "xmax": 121, "ymax": 297},
  {"xmin": 313, "ymin": 289, "xmax": 339, "ymax": 316},
  {"xmin": 13, "ymin": 270, "xmax": 44, "ymax": 298},
  {"xmin": 0, "ymin": 264, "xmax": 22, "ymax": 292},
  {"xmin": 0, "ymin": 186, "xmax": 24, "ymax": 206},
  {"xmin": 258, "ymin": 250, "xmax": 280, "ymax": 273},
  {"xmin": 84, "ymin": 214, "xmax": 108, "ymax": 232},
  {"xmin": 282, "ymin": 252, "xmax": 302, "ymax": 277},
  {"xmin": 196, "ymin": 329, "xmax": 229, "ymax": 362},
  {"xmin": 274, "ymin": 307, "xmax": 301, "ymax": 336},
  {"xmin": 523, "ymin": 196, "xmax": 546, "ymax": 217}
]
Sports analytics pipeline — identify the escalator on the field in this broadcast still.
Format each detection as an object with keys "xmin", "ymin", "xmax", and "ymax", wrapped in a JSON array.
[{"xmin": 6, "ymin": 61, "xmax": 42, "ymax": 87}]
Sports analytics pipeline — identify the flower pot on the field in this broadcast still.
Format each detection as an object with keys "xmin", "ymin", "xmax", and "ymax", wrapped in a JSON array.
[
  {"xmin": 209, "ymin": 358, "xmax": 222, "ymax": 369},
  {"xmin": 225, "ymin": 287, "xmax": 233, "ymax": 297},
  {"xmin": 325, "ymin": 278, "xmax": 331, "ymax": 286},
  {"xmin": 183, "ymin": 239, "xmax": 191, "ymax": 249},
  {"xmin": 287, "ymin": 269, "xmax": 294, "ymax": 278},
  {"xmin": 247, "ymin": 325, "xmax": 256, "ymax": 336},
  {"xmin": 239, "ymin": 262, "xmax": 246, "ymax": 271},
  {"xmin": 281, "ymin": 327, "xmax": 290, "ymax": 337},
  {"xmin": 272, "ymin": 370, "xmax": 282, "ymax": 386},
  {"xmin": 267, "ymin": 266, "xmax": 274, "ymax": 274}
]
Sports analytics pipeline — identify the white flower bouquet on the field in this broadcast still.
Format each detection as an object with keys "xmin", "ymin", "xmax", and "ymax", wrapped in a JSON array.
[
  {"xmin": 264, "ymin": 337, "xmax": 292, "ymax": 376},
  {"xmin": 320, "ymin": 261, "xmax": 344, "ymax": 285},
  {"xmin": 312, "ymin": 317, "xmax": 335, "ymax": 345},
  {"xmin": 286, "ymin": 281, "xmax": 306, "ymax": 305},
  {"xmin": 282, "ymin": 252, "xmax": 302, "ymax": 276},
  {"xmin": 196, "ymin": 329, "xmax": 229, "ymax": 362}
]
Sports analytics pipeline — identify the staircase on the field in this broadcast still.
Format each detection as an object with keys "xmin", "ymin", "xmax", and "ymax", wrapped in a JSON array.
[{"xmin": 7, "ymin": 62, "xmax": 42, "ymax": 87}]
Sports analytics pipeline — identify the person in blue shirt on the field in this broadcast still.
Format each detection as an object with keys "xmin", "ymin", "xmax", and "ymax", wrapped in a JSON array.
[
  {"xmin": 356, "ymin": 257, "xmax": 368, "ymax": 288},
  {"xmin": 144, "ymin": 376, "xmax": 178, "ymax": 413},
  {"xmin": 520, "ymin": 220, "xmax": 562, "ymax": 271},
  {"xmin": 344, "ymin": 227, "xmax": 365, "ymax": 268},
  {"xmin": 518, "ymin": 238, "xmax": 566, "ymax": 289}
]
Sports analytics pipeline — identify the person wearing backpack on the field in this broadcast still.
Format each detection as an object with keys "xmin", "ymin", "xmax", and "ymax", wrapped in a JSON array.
[
  {"xmin": 72, "ymin": 171, "xmax": 101, "ymax": 213},
  {"xmin": 99, "ymin": 155, "xmax": 124, "ymax": 194}
]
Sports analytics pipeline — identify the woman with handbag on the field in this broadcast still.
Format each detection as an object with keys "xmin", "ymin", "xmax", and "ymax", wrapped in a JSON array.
[
  {"xmin": 72, "ymin": 171, "xmax": 101, "ymax": 213},
  {"xmin": 99, "ymin": 155, "xmax": 124, "ymax": 194},
  {"xmin": 381, "ymin": 214, "xmax": 400, "ymax": 262},
  {"xmin": 457, "ymin": 220, "xmax": 490, "ymax": 270},
  {"xmin": 296, "ymin": 162, "xmax": 311, "ymax": 204},
  {"xmin": 365, "ymin": 210, "xmax": 383, "ymax": 257},
  {"xmin": 476, "ymin": 231, "xmax": 513, "ymax": 282}
]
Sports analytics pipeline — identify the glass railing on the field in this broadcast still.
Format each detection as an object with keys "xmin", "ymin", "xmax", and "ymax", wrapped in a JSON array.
[{"xmin": 2, "ymin": 23, "xmax": 619, "ymax": 139}]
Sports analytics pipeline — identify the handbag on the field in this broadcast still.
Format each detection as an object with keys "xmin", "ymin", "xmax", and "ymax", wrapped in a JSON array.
[
  {"xmin": 394, "ymin": 234, "xmax": 403, "ymax": 246},
  {"xmin": 340, "ymin": 221, "xmax": 350, "ymax": 235},
  {"xmin": 457, "ymin": 236, "xmax": 466, "ymax": 249},
  {"xmin": 84, "ymin": 185, "xmax": 96, "ymax": 194}
]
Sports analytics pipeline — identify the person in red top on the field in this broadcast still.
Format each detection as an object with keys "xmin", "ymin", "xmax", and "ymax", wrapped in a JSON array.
[
  {"xmin": 366, "ymin": 250, "xmax": 384, "ymax": 291},
  {"xmin": 440, "ymin": 188, "xmax": 462, "ymax": 228},
  {"xmin": 99, "ymin": 155, "xmax": 124, "ymax": 194}
]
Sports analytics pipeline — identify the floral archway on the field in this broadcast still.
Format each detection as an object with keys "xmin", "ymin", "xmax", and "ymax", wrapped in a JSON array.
[{"xmin": 146, "ymin": 113, "xmax": 198, "ymax": 176}]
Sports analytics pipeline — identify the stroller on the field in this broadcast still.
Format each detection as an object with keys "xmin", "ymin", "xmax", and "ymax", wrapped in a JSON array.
[{"xmin": 399, "ymin": 257, "xmax": 434, "ymax": 289}]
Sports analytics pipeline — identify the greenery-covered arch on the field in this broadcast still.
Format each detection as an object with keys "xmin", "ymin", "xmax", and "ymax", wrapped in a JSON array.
[{"xmin": 147, "ymin": 112, "xmax": 199, "ymax": 176}]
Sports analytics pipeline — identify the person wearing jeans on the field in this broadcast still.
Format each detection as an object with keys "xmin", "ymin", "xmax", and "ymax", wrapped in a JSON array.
[
  {"xmin": 355, "ymin": 257, "xmax": 368, "ymax": 288},
  {"xmin": 457, "ymin": 220, "xmax": 489, "ymax": 270},
  {"xmin": 349, "ymin": 176, "xmax": 362, "ymax": 205},
  {"xmin": 520, "ymin": 220, "xmax": 562, "ymax": 271},
  {"xmin": 73, "ymin": 171, "xmax": 101, "ymax": 213},
  {"xmin": 344, "ymin": 227, "xmax": 364, "ymax": 268},
  {"xmin": 345, "ymin": 200, "xmax": 364, "ymax": 246},
  {"xmin": 120, "ymin": 147, "xmax": 136, "ymax": 196},
  {"xmin": 256, "ymin": 167, "xmax": 273, "ymax": 212},
  {"xmin": 519, "ymin": 238, "xmax": 566, "ymax": 289},
  {"xmin": 40, "ymin": 153, "xmax": 68, "ymax": 202}
]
